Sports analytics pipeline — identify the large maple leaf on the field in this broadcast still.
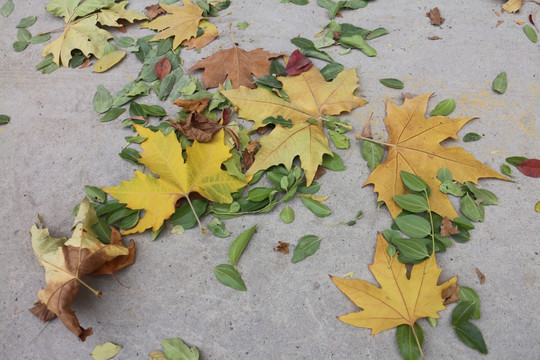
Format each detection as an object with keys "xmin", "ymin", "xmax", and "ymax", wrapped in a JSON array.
[
  {"xmin": 29, "ymin": 197, "xmax": 134, "ymax": 341},
  {"xmin": 363, "ymin": 93, "xmax": 509, "ymax": 219},
  {"xmin": 42, "ymin": 0, "xmax": 146, "ymax": 66},
  {"xmin": 221, "ymin": 66, "xmax": 366, "ymax": 185},
  {"xmin": 331, "ymin": 233, "xmax": 457, "ymax": 335},
  {"xmin": 103, "ymin": 126, "xmax": 246, "ymax": 234},
  {"xmin": 190, "ymin": 46, "xmax": 282, "ymax": 89},
  {"xmin": 141, "ymin": 1, "xmax": 204, "ymax": 50}
]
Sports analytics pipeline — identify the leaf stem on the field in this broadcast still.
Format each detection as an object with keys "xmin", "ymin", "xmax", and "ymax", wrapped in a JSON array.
[
  {"xmin": 76, "ymin": 277, "xmax": 102, "ymax": 297},
  {"xmin": 184, "ymin": 195, "xmax": 207, "ymax": 233},
  {"xmin": 411, "ymin": 324, "xmax": 427, "ymax": 360},
  {"xmin": 38, "ymin": 25, "xmax": 66, "ymax": 36},
  {"xmin": 424, "ymin": 189, "xmax": 436, "ymax": 274},
  {"xmin": 355, "ymin": 134, "xmax": 395, "ymax": 147}
]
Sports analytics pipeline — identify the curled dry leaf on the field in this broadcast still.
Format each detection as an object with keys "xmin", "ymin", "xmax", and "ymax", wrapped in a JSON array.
[
  {"xmin": 440, "ymin": 216, "xmax": 459, "ymax": 237},
  {"xmin": 502, "ymin": 0, "xmax": 523, "ymax": 13},
  {"xmin": 146, "ymin": 3, "xmax": 166, "ymax": 20},
  {"xmin": 361, "ymin": 122, "xmax": 372, "ymax": 138},
  {"xmin": 476, "ymin": 268, "xmax": 486, "ymax": 284},
  {"xmin": 442, "ymin": 283, "xmax": 460, "ymax": 306},
  {"xmin": 274, "ymin": 241, "xmax": 290, "ymax": 254},
  {"xmin": 90, "ymin": 227, "xmax": 135, "ymax": 277},
  {"xmin": 172, "ymin": 98, "xmax": 210, "ymax": 113},
  {"xmin": 285, "ymin": 49, "xmax": 313, "ymax": 75},
  {"xmin": 242, "ymin": 140, "xmax": 259, "ymax": 170},
  {"xmin": 29, "ymin": 198, "xmax": 134, "ymax": 341},
  {"xmin": 313, "ymin": 165, "xmax": 327, "ymax": 181},
  {"xmin": 426, "ymin": 7, "xmax": 445, "ymax": 26},
  {"xmin": 428, "ymin": 36, "xmax": 441, "ymax": 40},
  {"xmin": 169, "ymin": 111, "xmax": 222, "ymax": 142},
  {"xmin": 401, "ymin": 92, "xmax": 418, "ymax": 99}
]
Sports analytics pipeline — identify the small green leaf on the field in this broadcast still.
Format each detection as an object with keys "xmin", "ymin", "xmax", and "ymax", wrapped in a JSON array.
[
  {"xmin": 84, "ymin": 185, "xmax": 107, "ymax": 203},
  {"xmin": 16, "ymin": 16, "xmax": 37, "ymax": 28},
  {"xmin": 117, "ymin": 211, "xmax": 140, "ymax": 230},
  {"xmin": 460, "ymin": 194, "xmax": 485, "ymax": 222},
  {"xmin": 106, "ymin": 208, "xmax": 138, "ymax": 225},
  {"xmin": 119, "ymin": 148, "xmax": 142, "ymax": 166},
  {"xmin": 427, "ymin": 317, "xmax": 437, "ymax": 328},
  {"xmin": 0, "ymin": 115, "xmax": 10, "ymax": 125},
  {"xmin": 248, "ymin": 187, "xmax": 275, "ymax": 202},
  {"xmin": 35, "ymin": 55, "xmax": 54, "ymax": 70},
  {"xmin": 280, "ymin": 206, "xmax": 295, "ymax": 224},
  {"xmin": 170, "ymin": 200, "xmax": 207, "ymax": 229},
  {"xmin": 262, "ymin": 115, "xmax": 292, "ymax": 128},
  {"xmin": 93, "ymin": 85, "xmax": 113, "ymax": 114},
  {"xmin": 161, "ymin": 338, "xmax": 200, "ymax": 360},
  {"xmin": 42, "ymin": 63, "xmax": 59, "ymax": 74},
  {"xmin": 523, "ymin": 24, "xmax": 538, "ymax": 43},
  {"xmin": 100, "ymin": 108, "xmax": 126, "ymax": 122},
  {"xmin": 125, "ymin": 135, "xmax": 147, "ymax": 144},
  {"xmin": 400, "ymin": 171, "xmax": 429, "ymax": 193},
  {"xmin": 393, "ymin": 194, "xmax": 429, "ymax": 213},
  {"xmin": 439, "ymin": 180, "xmax": 466, "ymax": 196},
  {"xmin": 320, "ymin": 62, "xmax": 344, "ymax": 81},
  {"xmin": 13, "ymin": 40, "xmax": 29, "ymax": 52},
  {"xmin": 452, "ymin": 301, "xmax": 475, "ymax": 326},
  {"xmin": 500, "ymin": 163, "xmax": 514, "ymax": 177},
  {"xmin": 393, "ymin": 238, "xmax": 429, "ymax": 261},
  {"xmin": 394, "ymin": 214, "xmax": 432, "ymax": 238},
  {"xmin": 492, "ymin": 71, "xmax": 507, "ymax": 94},
  {"xmin": 207, "ymin": 217, "xmax": 231, "ymax": 238},
  {"xmin": 387, "ymin": 244, "xmax": 397, "ymax": 257},
  {"xmin": 95, "ymin": 200, "xmax": 123, "ymax": 217},
  {"xmin": 382, "ymin": 229, "xmax": 403, "ymax": 245},
  {"xmin": 379, "ymin": 78, "xmax": 404, "ymax": 89},
  {"xmin": 365, "ymin": 27, "xmax": 389, "ymax": 40},
  {"xmin": 158, "ymin": 72, "xmax": 176, "ymax": 100},
  {"xmin": 436, "ymin": 167, "xmax": 452, "ymax": 182},
  {"xmin": 454, "ymin": 322, "xmax": 488, "ymax": 354},
  {"xmin": 91, "ymin": 342, "xmax": 122, "ymax": 360},
  {"xmin": 301, "ymin": 197, "xmax": 331, "ymax": 217},
  {"xmin": 340, "ymin": 35, "xmax": 377, "ymax": 57},
  {"xmin": 328, "ymin": 129, "xmax": 350, "ymax": 149},
  {"xmin": 92, "ymin": 218, "xmax": 111, "ymax": 244},
  {"xmin": 237, "ymin": 21, "xmax": 249, "ymax": 30},
  {"xmin": 396, "ymin": 323, "xmax": 424, "ymax": 360},
  {"xmin": 463, "ymin": 132, "xmax": 482, "ymax": 142},
  {"xmin": 361, "ymin": 140, "xmax": 385, "ymax": 170},
  {"xmin": 228, "ymin": 225, "xmax": 257, "ymax": 266},
  {"xmin": 464, "ymin": 182, "xmax": 498, "ymax": 205},
  {"xmin": 505, "ymin": 156, "xmax": 527, "ymax": 166},
  {"xmin": 94, "ymin": 50, "xmax": 126, "ymax": 73},
  {"xmin": 30, "ymin": 34, "xmax": 51, "ymax": 44},
  {"xmin": 1, "ymin": 0, "xmax": 14, "ymax": 17},
  {"xmin": 140, "ymin": 104, "xmax": 167, "ymax": 117},
  {"xmin": 17, "ymin": 28, "xmax": 31, "ymax": 42},
  {"xmin": 114, "ymin": 36, "xmax": 135, "ymax": 48},
  {"xmin": 322, "ymin": 152, "xmax": 346, "ymax": 171},
  {"xmin": 292, "ymin": 235, "xmax": 321, "ymax": 263},
  {"xmin": 459, "ymin": 286, "xmax": 481, "ymax": 320},
  {"xmin": 430, "ymin": 98, "xmax": 455, "ymax": 116},
  {"xmin": 214, "ymin": 264, "xmax": 247, "ymax": 291}
]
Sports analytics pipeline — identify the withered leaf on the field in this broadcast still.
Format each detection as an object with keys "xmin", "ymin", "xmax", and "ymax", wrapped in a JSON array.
[
  {"xmin": 242, "ymin": 140, "xmax": 259, "ymax": 170},
  {"xmin": 428, "ymin": 36, "xmax": 440, "ymax": 40},
  {"xmin": 169, "ymin": 112, "xmax": 222, "ymax": 142},
  {"xmin": 146, "ymin": 4, "xmax": 166, "ymax": 20},
  {"xmin": 155, "ymin": 58, "xmax": 172, "ymax": 81},
  {"xmin": 285, "ymin": 49, "xmax": 313, "ymax": 75},
  {"xmin": 172, "ymin": 98, "xmax": 210, "ymax": 113},
  {"xmin": 426, "ymin": 7, "xmax": 445, "ymax": 26},
  {"xmin": 401, "ymin": 92, "xmax": 418, "ymax": 99},
  {"xmin": 496, "ymin": 20, "xmax": 505, "ymax": 27},
  {"xmin": 361, "ymin": 122, "xmax": 372, "ymax": 138},
  {"xmin": 440, "ymin": 216, "xmax": 459, "ymax": 237},
  {"xmin": 476, "ymin": 268, "xmax": 486, "ymax": 284},
  {"xmin": 91, "ymin": 227, "xmax": 136, "ymax": 277},
  {"xmin": 313, "ymin": 165, "xmax": 327, "ymax": 181},
  {"xmin": 442, "ymin": 283, "xmax": 460, "ymax": 305},
  {"xmin": 190, "ymin": 47, "xmax": 282, "ymax": 89},
  {"xmin": 274, "ymin": 241, "xmax": 290, "ymax": 254}
]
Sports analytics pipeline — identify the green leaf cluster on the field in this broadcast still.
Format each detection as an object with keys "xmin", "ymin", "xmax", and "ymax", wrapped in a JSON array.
[
  {"xmin": 12, "ymin": 15, "xmax": 50, "ymax": 53},
  {"xmin": 151, "ymin": 338, "xmax": 200, "ymax": 360},
  {"xmin": 452, "ymin": 287, "xmax": 488, "ymax": 354},
  {"xmin": 317, "ymin": 0, "xmax": 372, "ymax": 19}
]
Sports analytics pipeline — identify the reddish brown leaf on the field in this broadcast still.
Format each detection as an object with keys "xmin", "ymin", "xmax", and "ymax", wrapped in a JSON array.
[
  {"xmin": 29, "ymin": 301, "xmax": 57, "ymax": 322},
  {"xmin": 517, "ymin": 158, "xmax": 540, "ymax": 178},
  {"xmin": 118, "ymin": 25, "xmax": 127, "ymax": 33},
  {"xmin": 442, "ymin": 283, "xmax": 460, "ymax": 305},
  {"xmin": 221, "ymin": 108, "xmax": 231, "ymax": 125},
  {"xmin": 440, "ymin": 216, "xmax": 460, "ymax": 237},
  {"xmin": 155, "ymin": 58, "xmax": 171, "ymax": 81},
  {"xmin": 285, "ymin": 49, "xmax": 313, "ymax": 75},
  {"xmin": 189, "ymin": 47, "xmax": 282, "ymax": 89},
  {"xmin": 79, "ymin": 58, "xmax": 92, "ymax": 68},
  {"xmin": 428, "ymin": 36, "xmax": 440, "ymax": 40},
  {"xmin": 496, "ymin": 20, "xmax": 505, "ymax": 27},
  {"xmin": 361, "ymin": 122, "xmax": 372, "ymax": 138},
  {"xmin": 274, "ymin": 241, "xmax": 290, "ymax": 254},
  {"xmin": 169, "ymin": 112, "xmax": 222, "ymax": 142},
  {"xmin": 256, "ymin": 126, "xmax": 271, "ymax": 135},
  {"xmin": 91, "ymin": 227, "xmax": 136, "ymax": 277},
  {"xmin": 172, "ymin": 98, "xmax": 210, "ymax": 113},
  {"xmin": 530, "ymin": 12, "xmax": 538, "ymax": 30},
  {"xmin": 476, "ymin": 268, "xmax": 486, "ymax": 284},
  {"xmin": 242, "ymin": 140, "xmax": 259, "ymax": 170},
  {"xmin": 313, "ymin": 165, "xmax": 327, "ymax": 181},
  {"xmin": 426, "ymin": 7, "xmax": 445, "ymax": 26},
  {"xmin": 146, "ymin": 3, "xmax": 166, "ymax": 20}
]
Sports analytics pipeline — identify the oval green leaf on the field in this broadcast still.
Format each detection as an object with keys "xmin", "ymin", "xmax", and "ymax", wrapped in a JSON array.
[
  {"xmin": 430, "ymin": 98, "xmax": 455, "ymax": 116},
  {"xmin": 1, "ymin": 0, "xmax": 14, "ymax": 17},
  {"xmin": 17, "ymin": 28, "xmax": 31, "ymax": 42},
  {"xmin": 214, "ymin": 264, "xmax": 247, "ymax": 291},
  {"xmin": 114, "ymin": 36, "xmax": 136, "ymax": 48},
  {"xmin": 100, "ymin": 108, "xmax": 126, "ymax": 122},
  {"xmin": 94, "ymin": 50, "xmax": 126, "ymax": 73},
  {"xmin": 523, "ymin": 24, "xmax": 538, "ymax": 43},
  {"xmin": 228, "ymin": 225, "xmax": 257, "ymax": 267},
  {"xmin": 492, "ymin": 71, "xmax": 507, "ymax": 94},
  {"xmin": 463, "ymin": 132, "xmax": 482, "ymax": 142},
  {"xmin": 93, "ymin": 85, "xmax": 113, "ymax": 114},
  {"xmin": 328, "ymin": 129, "xmax": 350, "ymax": 149},
  {"xmin": 0, "ymin": 114, "xmax": 10, "ymax": 125},
  {"xmin": 500, "ymin": 163, "xmax": 513, "ymax": 177},
  {"xmin": 464, "ymin": 182, "xmax": 498, "ymax": 205},
  {"xmin": 400, "ymin": 171, "xmax": 429, "ymax": 193},
  {"xmin": 320, "ymin": 62, "xmax": 344, "ymax": 81},
  {"xmin": 161, "ymin": 338, "xmax": 199, "ymax": 360},
  {"xmin": 379, "ymin": 78, "xmax": 404, "ymax": 89},
  {"xmin": 322, "ymin": 152, "xmax": 346, "ymax": 171},
  {"xmin": 248, "ymin": 187, "xmax": 275, "ymax": 202},
  {"xmin": 207, "ymin": 217, "xmax": 231, "ymax": 238},
  {"xmin": 84, "ymin": 185, "xmax": 107, "ymax": 203},
  {"xmin": 361, "ymin": 140, "xmax": 385, "ymax": 171},
  {"xmin": 292, "ymin": 235, "xmax": 321, "ymax": 263},
  {"xmin": 16, "ymin": 16, "xmax": 36, "ymax": 28},
  {"xmin": 280, "ymin": 206, "xmax": 295, "ymax": 224},
  {"xmin": 452, "ymin": 301, "xmax": 475, "ymax": 326},
  {"xmin": 458, "ymin": 286, "xmax": 481, "ymax": 320},
  {"xmin": 396, "ymin": 323, "xmax": 424, "ymax": 360},
  {"xmin": 301, "ymin": 197, "xmax": 331, "ymax": 217},
  {"xmin": 506, "ymin": 156, "xmax": 527, "ymax": 166},
  {"xmin": 393, "ymin": 238, "xmax": 430, "ymax": 261},
  {"xmin": 454, "ymin": 322, "xmax": 488, "ymax": 354},
  {"xmin": 437, "ymin": 167, "xmax": 452, "ymax": 182},
  {"xmin": 106, "ymin": 208, "xmax": 138, "ymax": 225},
  {"xmin": 393, "ymin": 194, "xmax": 429, "ymax": 213},
  {"xmin": 30, "ymin": 34, "xmax": 51, "ymax": 44},
  {"xmin": 91, "ymin": 342, "xmax": 122, "ymax": 360},
  {"xmin": 395, "ymin": 214, "xmax": 432, "ymax": 238},
  {"xmin": 13, "ymin": 40, "xmax": 29, "ymax": 52},
  {"xmin": 460, "ymin": 194, "xmax": 485, "ymax": 222}
]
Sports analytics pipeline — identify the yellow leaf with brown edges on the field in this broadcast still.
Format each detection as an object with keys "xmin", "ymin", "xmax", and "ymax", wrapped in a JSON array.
[
  {"xmin": 103, "ymin": 126, "xmax": 246, "ymax": 234},
  {"xmin": 331, "ymin": 233, "xmax": 457, "ymax": 335},
  {"xmin": 363, "ymin": 93, "xmax": 510, "ymax": 219},
  {"xmin": 182, "ymin": 20, "xmax": 217, "ymax": 50}
]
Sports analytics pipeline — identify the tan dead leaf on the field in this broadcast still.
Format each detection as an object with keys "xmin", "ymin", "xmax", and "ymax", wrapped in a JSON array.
[
  {"xmin": 91, "ymin": 227, "xmax": 136, "ymax": 277},
  {"xmin": 502, "ymin": 0, "xmax": 524, "ymax": 13},
  {"xmin": 442, "ymin": 283, "xmax": 460, "ymax": 305},
  {"xmin": 242, "ymin": 140, "xmax": 259, "ymax": 170},
  {"xmin": 190, "ymin": 47, "xmax": 282, "ymax": 89},
  {"xmin": 496, "ymin": 20, "xmax": 505, "ymax": 27},
  {"xmin": 146, "ymin": 3, "xmax": 166, "ymax": 20},
  {"xmin": 169, "ymin": 112, "xmax": 222, "ymax": 142},
  {"xmin": 428, "ymin": 36, "xmax": 441, "ymax": 40},
  {"xmin": 172, "ymin": 98, "xmax": 210, "ymax": 113},
  {"xmin": 440, "ymin": 216, "xmax": 460, "ymax": 237},
  {"xmin": 426, "ymin": 7, "xmax": 445, "ymax": 25},
  {"xmin": 401, "ymin": 92, "xmax": 418, "ymax": 99},
  {"xmin": 476, "ymin": 268, "xmax": 486, "ymax": 284},
  {"xmin": 274, "ymin": 241, "xmax": 290, "ymax": 254},
  {"xmin": 313, "ymin": 165, "xmax": 327, "ymax": 180}
]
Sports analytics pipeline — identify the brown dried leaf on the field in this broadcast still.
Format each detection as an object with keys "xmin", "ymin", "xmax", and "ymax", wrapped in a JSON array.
[
  {"xmin": 476, "ymin": 268, "xmax": 486, "ymax": 284},
  {"xmin": 256, "ymin": 126, "xmax": 271, "ymax": 135},
  {"xmin": 285, "ymin": 49, "xmax": 313, "ymax": 75},
  {"xmin": 118, "ymin": 25, "xmax": 127, "ymax": 33},
  {"xmin": 514, "ymin": 19, "xmax": 526, "ymax": 24},
  {"xmin": 442, "ymin": 283, "xmax": 460, "ymax": 305},
  {"xmin": 146, "ymin": 4, "xmax": 166, "ymax": 20},
  {"xmin": 91, "ymin": 227, "xmax": 136, "ymax": 277},
  {"xmin": 79, "ymin": 58, "xmax": 92, "ymax": 68},
  {"xmin": 274, "ymin": 241, "xmax": 290, "ymax": 254},
  {"xmin": 428, "ymin": 36, "xmax": 440, "ymax": 40},
  {"xmin": 155, "ymin": 58, "xmax": 172, "ymax": 81},
  {"xmin": 242, "ymin": 140, "xmax": 259, "ymax": 170},
  {"xmin": 530, "ymin": 12, "xmax": 537, "ymax": 29},
  {"xmin": 313, "ymin": 165, "xmax": 327, "ymax": 181},
  {"xmin": 172, "ymin": 98, "xmax": 210, "ymax": 113},
  {"xmin": 426, "ymin": 7, "xmax": 445, "ymax": 26},
  {"xmin": 440, "ymin": 216, "xmax": 459, "ymax": 237},
  {"xmin": 496, "ymin": 20, "xmax": 505, "ymax": 27},
  {"xmin": 361, "ymin": 122, "xmax": 372, "ymax": 138},
  {"xmin": 401, "ymin": 92, "xmax": 418, "ymax": 99},
  {"xmin": 189, "ymin": 47, "xmax": 282, "ymax": 89},
  {"xmin": 169, "ymin": 112, "xmax": 222, "ymax": 142}
]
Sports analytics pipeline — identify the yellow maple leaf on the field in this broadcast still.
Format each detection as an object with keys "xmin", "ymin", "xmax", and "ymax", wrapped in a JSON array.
[
  {"xmin": 502, "ymin": 0, "xmax": 523, "ymax": 13},
  {"xmin": 96, "ymin": 1, "xmax": 147, "ymax": 26},
  {"xmin": 103, "ymin": 126, "xmax": 246, "ymax": 234},
  {"xmin": 331, "ymin": 233, "xmax": 457, "ymax": 335},
  {"xmin": 362, "ymin": 93, "xmax": 509, "ymax": 219},
  {"xmin": 222, "ymin": 66, "xmax": 366, "ymax": 185},
  {"xmin": 182, "ymin": 20, "xmax": 218, "ymax": 50},
  {"xmin": 141, "ymin": 1, "xmax": 204, "ymax": 50}
]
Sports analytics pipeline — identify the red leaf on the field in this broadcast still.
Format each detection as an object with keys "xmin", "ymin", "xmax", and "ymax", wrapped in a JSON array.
[
  {"xmin": 221, "ymin": 108, "xmax": 231, "ymax": 125},
  {"xmin": 517, "ymin": 158, "xmax": 540, "ymax": 177},
  {"xmin": 155, "ymin": 58, "xmax": 171, "ymax": 81},
  {"xmin": 285, "ymin": 50, "xmax": 313, "ymax": 75}
]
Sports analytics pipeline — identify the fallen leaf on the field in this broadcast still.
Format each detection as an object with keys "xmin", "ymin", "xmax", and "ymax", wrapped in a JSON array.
[
  {"xmin": 274, "ymin": 241, "xmax": 290, "ymax": 254},
  {"xmin": 517, "ymin": 158, "xmax": 540, "ymax": 177},
  {"xmin": 313, "ymin": 165, "xmax": 327, "ymax": 180},
  {"xmin": 514, "ymin": 19, "xmax": 526, "ymax": 24},
  {"xmin": 534, "ymin": 201, "xmax": 540, "ymax": 212},
  {"xmin": 331, "ymin": 233, "xmax": 457, "ymax": 335},
  {"xmin": 242, "ymin": 140, "xmax": 259, "ymax": 170},
  {"xmin": 502, "ymin": 0, "xmax": 523, "ymax": 13},
  {"xmin": 155, "ymin": 58, "xmax": 172, "ymax": 81},
  {"xmin": 172, "ymin": 98, "xmax": 210, "ymax": 113},
  {"xmin": 141, "ymin": 1, "xmax": 204, "ymax": 49},
  {"xmin": 161, "ymin": 338, "xmax": 200, "ymax": 360},
  {"xmin": 146, "ymin": 3, "xmax": 166, "ymax": 20},
  {"xmin": 190, "ymin": 47, "xmax": 282, "ymax": 89},
  {"xmin": 181, "ymin": 20, "xmax": 218, "ymax": 50},
  {"xmin": 440, "ymin": 216, "xmax": 459, "ymax": 237},
  {"xmin": 361, "ymin": 122, "xmax": 372, "ymax": 138},
  {"xmin": 530, "ymin": 12, "xmax": 537, "ymax": 29},
  {"xmin": 169, "ymin": 112, "xmax": 222, "ymax": 142},
  {"xmin": 93, "ymin": 50, "xmax": 126, "ymax": 73},
  {"xmin": 91, "ymin": 342, "xmax": 122, "ymax": 360},
  {"xmin": 475, "ymin": 268, "xmax": 486, "ymax": 284},
  {"xmin": 401, "ymin": 92, "xmax": 418, "ymax": 99},
  {"xmin": 91, "ymin": 227, "xmax": 135, "ymax": 277},
  {"xmin": 29, "ymin": 198, "xmax": 132, "ymax": 340},
  {"xmin": 103, "ymin": 126, "xmax": 246, "ymax": 234},
  {"xmin": 363, "ymin": 93, "xmax": 509, "ymax": 219},
  {"xmin": 428, "ymin": 36, "xmax": 441, "ymax": 40},
  {"xmin": 285, "ymin": 49, "xmax": 313, "ymax": 75},
  {"xmin": 496, "ymin": 20, "xmax": 505, "ymax": 27},
  {"xmin": 442, "ymin": 283, "xmax": 460, "ymax": 305},
  {"xmin": 96, "ymin": 2, "xmax": 147, "ymax": 27},
  {"xmin": 222, "ymin": 66, "xmax": 366, "ymax": 185},
  {"xmin": 426, "ymin": 7, "xmax": 445, "ymax": 26}
]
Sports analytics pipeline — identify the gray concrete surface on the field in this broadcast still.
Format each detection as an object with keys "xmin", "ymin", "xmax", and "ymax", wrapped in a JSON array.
[{"xmin": 1, "ymin": 0, "xmax": 539, "ymax": 359}]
